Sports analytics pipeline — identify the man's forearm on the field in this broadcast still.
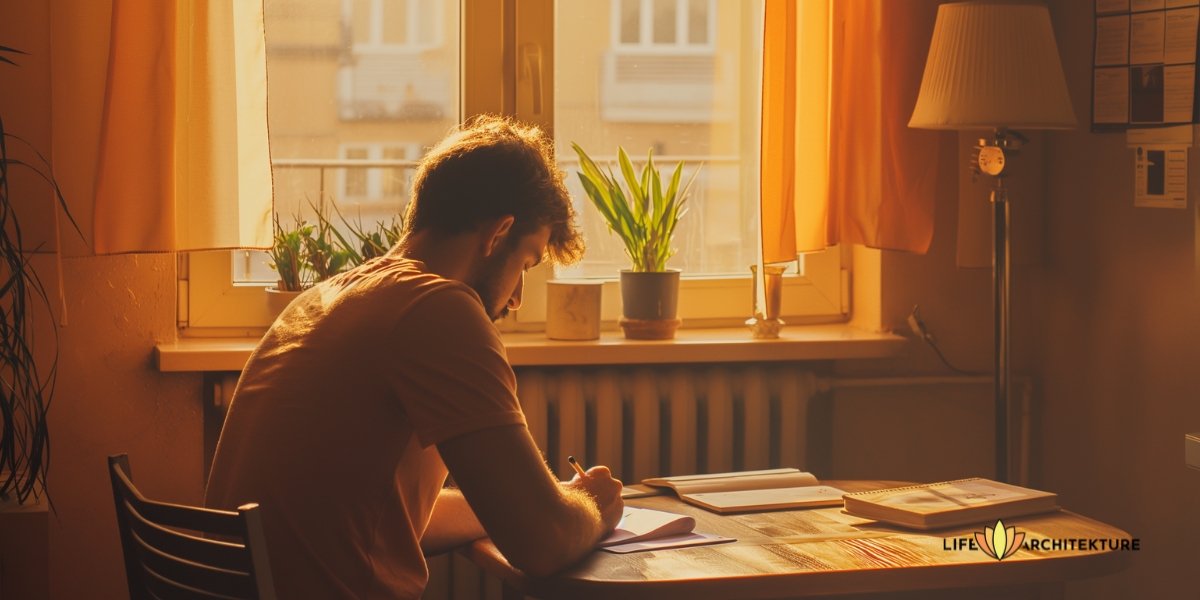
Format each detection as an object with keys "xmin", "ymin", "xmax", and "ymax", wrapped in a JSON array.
[{"xmin": 421, "ymin": 488, "xmax": 486, "ymax": 556}]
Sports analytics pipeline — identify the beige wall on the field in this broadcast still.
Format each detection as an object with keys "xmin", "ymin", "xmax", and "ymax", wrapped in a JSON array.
[{"xmin": 3, "ymin": 0, "xmax": 1196, "ymax": 598}]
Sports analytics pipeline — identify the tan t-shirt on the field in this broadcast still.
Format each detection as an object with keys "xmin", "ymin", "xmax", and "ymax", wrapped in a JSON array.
[{"xmin": 205, "ymin": 258, "xmax": 526, "ymax": 600}]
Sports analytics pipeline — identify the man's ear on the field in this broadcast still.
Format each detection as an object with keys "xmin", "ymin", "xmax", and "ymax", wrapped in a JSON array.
[{"xmin": 480, "ymin": 215, "xmax": 516, "ymax": 257}]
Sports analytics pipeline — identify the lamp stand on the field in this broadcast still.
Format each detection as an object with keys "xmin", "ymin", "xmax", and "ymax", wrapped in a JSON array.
[
  {"xmin": 975, "ymin": 128, "xmax": 1025, "ymax": 483},
  {"xmin": 990, "ymin": 175, "xmax": 1010, "ymax": 483}
]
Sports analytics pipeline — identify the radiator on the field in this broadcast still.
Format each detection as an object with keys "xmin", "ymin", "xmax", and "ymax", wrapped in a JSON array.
[
  {"xmin": 515, "ymin": 365, "xmax": 819, "ymax": 482},
  {"xmin": 425, "ymin": 364, "xmax": 819, "ymax": 600}
]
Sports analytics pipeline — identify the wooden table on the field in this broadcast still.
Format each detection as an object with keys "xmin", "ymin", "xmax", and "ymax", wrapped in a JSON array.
[{"xmin": 464, "ymin": 481, "xmax": 1133, "ymax": 600}]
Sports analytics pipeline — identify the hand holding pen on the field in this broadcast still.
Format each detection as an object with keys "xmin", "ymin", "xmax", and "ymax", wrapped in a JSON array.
[{"xmin": 565, "ymin": 455, "xmax": 624, "ymax": 531}]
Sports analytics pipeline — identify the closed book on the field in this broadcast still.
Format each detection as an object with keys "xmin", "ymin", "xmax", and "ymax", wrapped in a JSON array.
[{"xmin": 842, "ymin": 478, "xmax": 1059, "ymax": 530}]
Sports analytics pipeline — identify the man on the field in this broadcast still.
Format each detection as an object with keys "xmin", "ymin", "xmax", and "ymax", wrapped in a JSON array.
[{"xmin": 206, "ymin": 116, "xmax": 623, "ymax": 599}]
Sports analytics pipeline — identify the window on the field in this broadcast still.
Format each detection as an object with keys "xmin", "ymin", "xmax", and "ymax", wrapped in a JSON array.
[
  {"xmin": 184, "ymin": 0, "xmax": 845, "ymax": 334},
  {"xmin": 345, "ymin": 0, "xmax": 441, "ymax": 51},
  {"xmin": 616, "ymin": 0, "xmax": 715, "ymax": 51}
]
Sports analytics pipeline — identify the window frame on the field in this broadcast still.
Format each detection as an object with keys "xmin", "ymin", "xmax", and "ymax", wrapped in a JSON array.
[{"xmin": 180, "ymin": 0, "xmax": 849, "ymax": 336}]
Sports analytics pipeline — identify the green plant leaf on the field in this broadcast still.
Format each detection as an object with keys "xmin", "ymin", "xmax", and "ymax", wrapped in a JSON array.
[{"xmin": 617, "ymin": 147, "xmax": 644, "ymax": 220}]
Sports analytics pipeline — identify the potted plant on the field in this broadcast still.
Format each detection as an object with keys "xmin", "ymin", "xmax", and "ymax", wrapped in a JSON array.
[
  {"xmin": 266, "ymin": 201, "xmax": 401, "ymax": 317},
  {"xmin": 572, "ymin": 143, "xmax": 697, "ymax": 340},
  {"xmin": 265, "ymin": 213, "xmax": 311, "ymax": 314}
]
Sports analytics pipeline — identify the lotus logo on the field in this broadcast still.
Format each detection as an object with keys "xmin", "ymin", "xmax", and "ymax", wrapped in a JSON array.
[{"xmin": 975, "ymin": 519, "xmax": 1025, "ymax": 561}]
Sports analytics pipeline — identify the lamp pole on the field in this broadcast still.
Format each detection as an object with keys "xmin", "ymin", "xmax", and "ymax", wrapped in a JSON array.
[
  {"xmin": 976, "ymin": 128, "xmax": 1021, "ymax": 483},
  {"xmin": 991, "ymin": 168, "xmax": 1010, "ymax": 483}
]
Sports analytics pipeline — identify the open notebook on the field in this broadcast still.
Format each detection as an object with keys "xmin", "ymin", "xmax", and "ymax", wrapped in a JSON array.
[
  {"xmin": 642, "ymin": 468, "xmax": 846, "ymax": 514},
  {"xmin": 598, "ymin": 507, "xmax": 734, "ymax": 554}
]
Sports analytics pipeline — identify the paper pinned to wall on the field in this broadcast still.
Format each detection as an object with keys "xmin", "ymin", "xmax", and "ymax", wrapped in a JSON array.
[{"xmin": 1127, "ymin": 125, "xmax": 1193, "ymax": 208}]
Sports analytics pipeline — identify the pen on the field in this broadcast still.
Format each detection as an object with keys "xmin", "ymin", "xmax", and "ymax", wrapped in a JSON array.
[{"xmin": 567, "ymin": 455, "xmax": 588, "ymax": 479}]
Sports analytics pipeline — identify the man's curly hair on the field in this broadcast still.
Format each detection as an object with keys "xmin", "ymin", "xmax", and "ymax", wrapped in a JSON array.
[{"xmin": 402, "ymin": 115, "xmax": 584, "ymax": 265}]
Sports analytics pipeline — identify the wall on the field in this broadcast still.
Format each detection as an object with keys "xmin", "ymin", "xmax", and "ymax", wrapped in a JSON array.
[
  {"xmin": 830, "ymin": 1, "xmax": 1200, "ymax": 597},
  {"xmin": 44, "ymin": 255, "xmax": 202, "ymax": 600}
]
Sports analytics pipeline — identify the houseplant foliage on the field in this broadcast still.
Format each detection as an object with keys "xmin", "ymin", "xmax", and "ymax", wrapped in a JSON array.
[
  {"xmin": 1, "ymin": 45, "xmax": 83, "ymax": 504},
  {"xmin": 267, "ymin": 200, "xmax": 403, "ymax": 293},
  {"xmin": 571, "ymin": 143, "xmax": 695, "ymax": 272},
  {"xmin": 571, "ymin": 143, "xmax": 697, "ymax": 339}
]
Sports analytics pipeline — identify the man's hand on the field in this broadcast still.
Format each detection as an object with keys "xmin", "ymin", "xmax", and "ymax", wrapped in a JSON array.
[
  {"xmin": 439, "ymin": 425, "xmax": 626, "ymax": 577},
  {"xmin": 564, "ymin": 466, "xmax": 624, "ymax": 532}
]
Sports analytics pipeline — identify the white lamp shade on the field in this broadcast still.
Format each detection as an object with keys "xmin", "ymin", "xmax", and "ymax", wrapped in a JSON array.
[{"xmin": 909, "ymin": 2, "xmax": 1076, "ymax": 130}]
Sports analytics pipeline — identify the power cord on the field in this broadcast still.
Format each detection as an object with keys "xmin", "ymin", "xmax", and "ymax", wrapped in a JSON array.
[{"xmin": 907, "ymin": 305, "xmax": 988, "ymax": 376}]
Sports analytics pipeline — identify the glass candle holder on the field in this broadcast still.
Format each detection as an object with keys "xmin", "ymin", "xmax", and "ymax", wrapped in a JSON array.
[{"xmin": 746, "ymin": 264, "xmax": 786, "ymax": 339}]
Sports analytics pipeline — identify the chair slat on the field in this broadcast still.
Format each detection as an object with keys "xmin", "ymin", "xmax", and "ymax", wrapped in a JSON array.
[
  {"xmin": 143, "ymin": 564, "xmax": 242, "ymax": 600},
  {"xmin": 121, "ymin": 498, "xmax": 252, "ymax": 571},
  {"xmin": 131, "ymin": 528, "xmax": 256, "ymax": 598},
  {"xmin": 111, "ymin": 465, "xmax": 246, "ymax": 537},
  {"xmin": 108, "ymin": 454, "xmax": 277, "ymax": 600}
]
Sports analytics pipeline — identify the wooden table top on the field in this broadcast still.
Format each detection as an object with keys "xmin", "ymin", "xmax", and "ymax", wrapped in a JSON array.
[{"xmin": 463, "ymin": 480, "xmax": 1133, "ymax": 600}]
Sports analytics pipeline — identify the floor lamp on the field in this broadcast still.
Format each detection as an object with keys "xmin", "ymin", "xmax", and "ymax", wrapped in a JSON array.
[{"xmin": 909, "ymin": 2, "xmax": 1076, "ymax": 482}]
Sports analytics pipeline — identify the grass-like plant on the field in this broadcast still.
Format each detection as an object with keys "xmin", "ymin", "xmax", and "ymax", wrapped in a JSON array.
[
  {"xmin": 1, "ymin": 44, "xmax": 85, "ymax": 505},
  {"xmin": 268, "ymin": 214, "xmax": 311, "ymax": 291},
  {"xmin": 571, "ymin": 143, "xmax": 697, "ymax": 272},
  {"xmin": 269, "ymin": 199, "xmax": 403, "ymax": 291},
  {"xmin": 302, "ymin": 198, "xmax": 355, "ymax": 282}
]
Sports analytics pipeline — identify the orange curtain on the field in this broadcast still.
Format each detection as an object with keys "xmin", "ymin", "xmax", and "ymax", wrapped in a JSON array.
[
  {"xmin": 761, "ymin": 0, "xmax": 943, "ymax": 263},
  {"xmin": 91, "ymin": 0, "xmax": 273, "ymax": 253}
]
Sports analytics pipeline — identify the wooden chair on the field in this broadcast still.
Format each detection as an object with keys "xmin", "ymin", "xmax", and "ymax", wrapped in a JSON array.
[{"xmin": 108, "ymin": 454, "xmax": 276, "ymax": 600}]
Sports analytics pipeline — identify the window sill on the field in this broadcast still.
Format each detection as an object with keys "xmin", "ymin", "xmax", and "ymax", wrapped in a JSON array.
[{"xmin": 155, "ymin": 324, "xmax": 906, "ymax": 372}]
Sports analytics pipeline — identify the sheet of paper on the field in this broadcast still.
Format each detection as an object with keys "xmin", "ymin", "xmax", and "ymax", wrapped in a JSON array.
[
  {"xmin": 599, "ymin": 507, "xmax": 695, "ymax": 547},
  {"xmin": 601, "ymin": 532, "xmax": 735, "ymax": 554},
  {"xmin": 1164, "ymin": 64, "xmax": 1196, "ymax": 121},
  {"xmin": 1097, "ymin": 15, "xmax": 1132, "ymax": 66},
  {"xmin": 1134, "ymin": 146, "xmax": 1189, "ymax": 207},
  {"xmin": 1165, "ymin": 7, "xmax": 1199, "ymax": 63},
  {"xmin": 1132, "ymin": 11, "xmax": 1167, "ymax": 64},
  {"xmin": 1095, "ymin": 67, "xmax": 1132, "ymax": 123}
]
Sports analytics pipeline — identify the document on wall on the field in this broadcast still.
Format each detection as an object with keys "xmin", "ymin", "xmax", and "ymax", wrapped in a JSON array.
[
  {"xmin": 1094, "ymin": 0, "xmax": 1200, "ymax": 129},
  {"xmin": 1127, "ymin": 125, "xmax": 1192, "ymax": 208}
]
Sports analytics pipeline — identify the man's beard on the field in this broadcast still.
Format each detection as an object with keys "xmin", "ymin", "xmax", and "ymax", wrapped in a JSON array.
[{"xmin": 468, "ymin": 249, "xmax": 513, "ymax": 322}]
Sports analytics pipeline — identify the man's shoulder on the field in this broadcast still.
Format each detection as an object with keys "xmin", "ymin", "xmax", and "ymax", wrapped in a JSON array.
[{"xmin": 344, "ymin": 257, "xmax": 484, "ymax": 308}]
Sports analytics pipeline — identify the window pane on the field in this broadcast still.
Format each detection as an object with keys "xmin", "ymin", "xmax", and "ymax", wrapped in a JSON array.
[
  {"xmin": 688, "ymin": 0, "xmax": 708, "ymax": 45},
  {"xmin": 344, "ymin": 147, "xmax": 369, "ymax": 197},
  {"xmin": 382, "ymin": 0, "xmax": 408, "ymax": 45},
  {"xmin": 652, "ymin": 0, "xmax": 677, "ymax": 44},
  {"xmin": 350, "ymin": 0, "xmax": 371, "ymax": 45},
  {"xmin": 240, "ymin": 0, "xmax": 460, "ymax": 283},
  {"xmin": 555, "ymin": 0, "xmax": 759, "ymax": 278},
  {"xmin": 382, "ymin": 146, "xmax": 410, "ymax": 198},
  {"xmin": 417, "ymin": 0, "xmax": 438, "ymax": 45},
  {"xmin": 620, "ymin": 0, "xmax": 641, "ymax": 44}
]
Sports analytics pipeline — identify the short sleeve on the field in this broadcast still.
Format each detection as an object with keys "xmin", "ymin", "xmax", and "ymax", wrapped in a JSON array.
[{"xmin": 386, "ymin": 284, "xmax": 526, "ymax": 447}]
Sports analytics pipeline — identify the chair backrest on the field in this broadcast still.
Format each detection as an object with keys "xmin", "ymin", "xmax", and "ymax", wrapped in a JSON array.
[{"xmin": 108, "ymin": 454, "xmax": 277, "ymax": 600}]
